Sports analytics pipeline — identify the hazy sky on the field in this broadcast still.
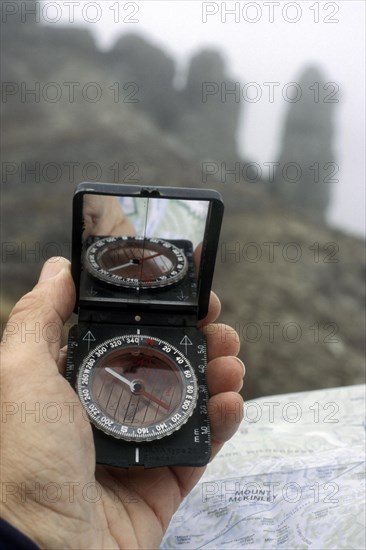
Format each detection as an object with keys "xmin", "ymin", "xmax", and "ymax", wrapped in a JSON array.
[{"xmin": 48, "ymin": 0, "xmax": 365, "ymax": 237}]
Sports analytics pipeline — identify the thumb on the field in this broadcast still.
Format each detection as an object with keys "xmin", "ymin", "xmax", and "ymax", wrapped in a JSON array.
[{"xmin": 1, "ymin": 257, "xmax": 75, "ymax": 363}]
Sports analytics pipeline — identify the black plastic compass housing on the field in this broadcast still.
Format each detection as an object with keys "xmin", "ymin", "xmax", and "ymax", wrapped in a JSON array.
[{"xmin": 66, "ymin": 183, "xmax": 224, "ymax": 468}]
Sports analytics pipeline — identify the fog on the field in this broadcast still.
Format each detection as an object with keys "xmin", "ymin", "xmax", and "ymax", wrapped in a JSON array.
[{"xmin": 46, "ymin": 0, "xmax": 365, "ymax": 237}]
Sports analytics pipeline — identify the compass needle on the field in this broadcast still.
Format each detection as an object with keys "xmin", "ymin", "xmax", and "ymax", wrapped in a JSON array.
[
  {"xmin": 105, "ymin": 367, "xmax": 133, "ymax": 390},
  {"xmin": 140, "ymin": 390, "xmax": 169, "ymax": 410},
  {"xmin": 139, "ymin": 251, "xmax": 164, "ymax": 262},
  {"xmin": 108, "ymin": 260, "xmax": 135, "ymax": 272}
]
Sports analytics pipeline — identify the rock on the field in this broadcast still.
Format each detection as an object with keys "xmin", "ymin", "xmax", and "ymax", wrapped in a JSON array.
[
  {"xmin": 273, "ymin": 66, "xmax": 336, "ymax": 221},
  {"xmin": 109, "ymin": 33, "xmax": 177, "ymax": 129},
  {"xmin": 177, "ymin": 50, "xmax": 241, "ymax": 162}
]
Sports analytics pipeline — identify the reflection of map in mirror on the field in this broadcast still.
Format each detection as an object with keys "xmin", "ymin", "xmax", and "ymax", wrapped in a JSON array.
[{"xmin": 119, "ymin": 197, "xmax": 209, "ymax": 249}]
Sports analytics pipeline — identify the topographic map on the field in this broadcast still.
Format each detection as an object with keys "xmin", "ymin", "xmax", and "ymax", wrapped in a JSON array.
[{"xmin": 161, "ymin": 385, "xmax": 365, "ymax": 549}]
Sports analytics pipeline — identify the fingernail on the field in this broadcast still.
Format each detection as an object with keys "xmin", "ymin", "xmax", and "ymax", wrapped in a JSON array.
[
  {"xmin": 39, "ymin": 257, "xmax": 65, "ymax": 282},
  {"xmin": 234, "ymin": 357, "xmax": 246, "ymax": 377}
]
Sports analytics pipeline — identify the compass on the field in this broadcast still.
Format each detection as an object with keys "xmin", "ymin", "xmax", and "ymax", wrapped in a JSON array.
[
  {"xmin": 67, "ymin": 182, "xmax": 224, "ymax": 468},
  {"xmin": 84, "ymin": 236, "xmax": 188, "ymax": 289},
  {"xmin": 77, "ymin": 334, "xmax": 198, "ymax": 442}
]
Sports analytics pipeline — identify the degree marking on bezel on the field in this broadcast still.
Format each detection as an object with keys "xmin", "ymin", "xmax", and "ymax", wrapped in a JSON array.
[
  {"xmin": 76, "ymin": 334, "xmax": 198, "ymax": 442},
  {"xmin": 84, "ymin": 236, "xmax": 188, "ymax": 289}
]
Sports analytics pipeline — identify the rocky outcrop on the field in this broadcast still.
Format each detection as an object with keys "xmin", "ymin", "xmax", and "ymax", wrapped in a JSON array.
[
  {"xmin": 176, "ymin": 50, "xmax": 240, "ymax": 161},
  {"xmin": 273, "ymin": 66, "xmax": 336, "ymax": 221},
  {"xmin": 109, "ymin": 34, "xmax": 177, "ymax": 129}
]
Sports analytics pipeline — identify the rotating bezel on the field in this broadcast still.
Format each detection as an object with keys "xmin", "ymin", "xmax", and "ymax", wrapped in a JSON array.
[
  {"xmin": 76, "ymin": 335, "xmax": 198, "ymax": 442},
  {"xmin": 84, "ymin": 236, "xmax": 188, "ymax": 289}
]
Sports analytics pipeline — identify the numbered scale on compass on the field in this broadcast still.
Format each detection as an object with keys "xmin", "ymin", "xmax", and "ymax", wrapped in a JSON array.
[
  {"xmin": 84, "ymin": 236, "xmax": 188, "ymax": 289},
  {"xmin": 77, "ymin": 334, "xmax": 199, "ymax": 442}
]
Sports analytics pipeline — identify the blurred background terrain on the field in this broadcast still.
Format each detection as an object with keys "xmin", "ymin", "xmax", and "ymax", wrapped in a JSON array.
[{"xmin": 1, "ymin": 1, "xmax": 365, "ymax": 399}]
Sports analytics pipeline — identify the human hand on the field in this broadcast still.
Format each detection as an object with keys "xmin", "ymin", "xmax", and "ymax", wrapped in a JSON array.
[
  {"xmin": 83, "ymin": 195, "xmax": 136, "ymax": 238},
  {"xmin": 0, "ymin": 258, "xmax": 245, "ymax": 549}
]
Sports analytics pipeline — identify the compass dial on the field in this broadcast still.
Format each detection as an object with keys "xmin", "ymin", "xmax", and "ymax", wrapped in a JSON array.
[
  {"xmin": 77, "ymin": 335, "xmax": 198, "ymax": 442},
  {"xmin": 84, "ymin": 236, "xmax": 188, "ymax": 289}
]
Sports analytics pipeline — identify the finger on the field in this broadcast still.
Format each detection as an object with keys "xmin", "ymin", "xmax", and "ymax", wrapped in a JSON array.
[
  {"xmin": 207, "ymin": 356, "xmax": 245, "ymax": 395},
  {"xmin": 1, "ymin": 258, "xmax": 75, "ymax": 365},
  {"xmin": 202, "ymin": 323, "xmax": 240, "ymax": 361},
  {"xmin": 194, "ymin": 242, "xmax": 202, "ymax": 273},
  {"xmin": 57, "ymin": 345, "xmax": 68, "ymax": 375},
  {"xmin": 197, "ymin": 292, "xmax": 221, "ymax": 328},
  {"xmin": 209, "ymin": 392, "xmax": 244, "ymax": 460},
  {"xmin": 83, "ymin": 195, "xmax": 135, "ymax": 237}
]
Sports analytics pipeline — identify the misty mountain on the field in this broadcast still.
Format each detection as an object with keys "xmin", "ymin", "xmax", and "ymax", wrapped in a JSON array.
[{"xmin": 1, "ymin": 12, "xmax": 364, "ymax": 398}]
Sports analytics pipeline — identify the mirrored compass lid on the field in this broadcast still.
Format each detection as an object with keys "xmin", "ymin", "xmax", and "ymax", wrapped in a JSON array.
[{"xmin": 72, "ymin": 182, "xmax": 224, "ymax": 323}]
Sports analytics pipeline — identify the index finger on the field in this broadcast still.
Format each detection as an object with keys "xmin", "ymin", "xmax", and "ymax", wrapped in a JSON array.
[{"xmin": 198, "ymin": 291, "xmax": 221, "ymax": 328}]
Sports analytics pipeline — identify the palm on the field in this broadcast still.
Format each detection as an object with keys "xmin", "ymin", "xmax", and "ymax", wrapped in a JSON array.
[{"xmin": 60, "ymin": 377, "xmax": 204, "ymax": 548}]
